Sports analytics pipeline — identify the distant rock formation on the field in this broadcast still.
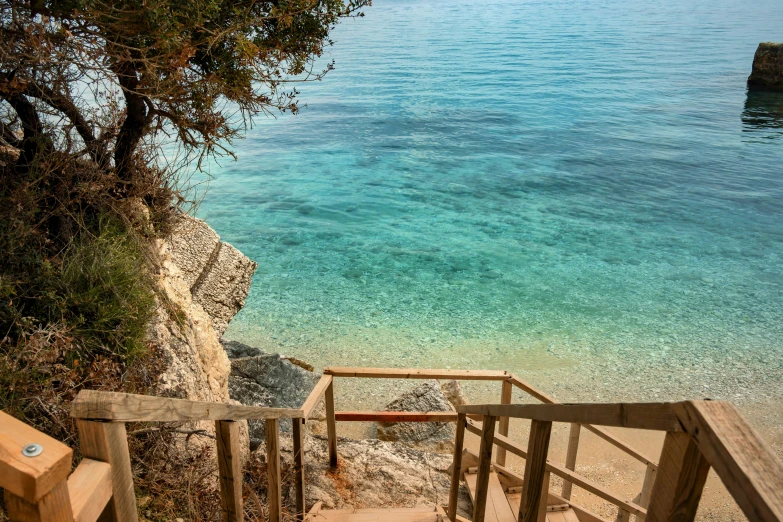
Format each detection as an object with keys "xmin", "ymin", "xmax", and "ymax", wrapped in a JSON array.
[
  {"xmin": 748, "ymin": 43, "xmax": 783, "ymax": 90},
  {"xmin": 168, "ymin": 215, "xmax": 258, "ymax": 335},
  {"xmin": 376, "ymin": 380, "xmax": 456, "ymax": 453}
]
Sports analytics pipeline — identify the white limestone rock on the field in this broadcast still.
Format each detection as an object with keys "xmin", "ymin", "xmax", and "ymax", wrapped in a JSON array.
[{"xmin": 168, "ymin": 215, "xmax": 257, "ymax": 335}]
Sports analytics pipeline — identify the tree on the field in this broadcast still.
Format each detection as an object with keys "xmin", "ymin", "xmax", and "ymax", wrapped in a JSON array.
[{"xmin": 0, "ymin": 0, "xmax": 369, "ymax": 181}]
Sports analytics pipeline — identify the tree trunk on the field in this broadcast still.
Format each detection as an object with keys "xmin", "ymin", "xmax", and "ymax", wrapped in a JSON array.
[{"xmin": 113, "ymin": 62, "xmax": 147, "ymax": 182}]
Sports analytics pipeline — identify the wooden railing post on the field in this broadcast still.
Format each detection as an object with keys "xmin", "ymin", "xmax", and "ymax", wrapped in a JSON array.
[
  {"xmin": 634, "ymin": 462, "xmax": 657, "ymax": 522},
  {"xmin": 325, "ymin": 380, "xmax": 338, "ymax": 469},
  {"xmin": 472, "ymin": 415, "xmax": 497, "ymax": 522},
  {"xmin": 561, "ymin": 422, "xmax": 580, "ymax": 500},
  {"xmin": 266, "ymin": 418, "xmax": 282, "ymax": 522},
  {"xmin": 518, "ymin": 420, "xmax": 553, "ymax": 522},
  {"xmin": 77, "ymin": 420, "xmax": 138, "ymax": 522},
  {"xmin": 448, "ymin": 413, "xmax": 466, "ymax": 522},
  {"xmin": 496, "ymin": 381, "xmax": 513, "ymax": 466},
  {"xmin": 645, "ymin": 431, "xmax": 710, "ymax": 522},
  {"xmin": 4, "ymin": 480, "xmax": 74, "ymax": 522},
  {"xmin": 0, "ymin": 411, "xmax": 74, "ymax": 522},
  {"xmin": 215, "ymin": 420, "xmax": 243, "ymax": 522},
  {"xmin": 293, "ymin": 418, "xmax": 306, "ymax": 521}
]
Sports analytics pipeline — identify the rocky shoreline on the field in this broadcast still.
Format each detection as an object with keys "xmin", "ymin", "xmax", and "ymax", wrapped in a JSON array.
[{"xmin": 151, "ymin": 214, "xmax": 472, "ymax": 512}]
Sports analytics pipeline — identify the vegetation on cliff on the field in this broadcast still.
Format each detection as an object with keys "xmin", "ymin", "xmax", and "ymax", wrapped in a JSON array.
[{"xmin": 0, "ymin": 0, "xmax": 368, "ymax": 518}]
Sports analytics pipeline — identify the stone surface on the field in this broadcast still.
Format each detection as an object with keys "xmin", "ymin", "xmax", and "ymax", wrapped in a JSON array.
[
  {"xmin": 146, "ymin": 237, "xmax": 248, "ymax": 462},
  {"xmin": 376, "ymin": 380, "xmax": 456, "ymax": 453},
  {"xmin": 222, "ymin": 338, "xmax": 265, "ymax": 359},
  {"xmin": 440, "ymin": 380, "xmax": 469, "ymax": 407},
  {"xmin": 258, "ymin": 435, "xmax": 473, "ymax": 518},
  {"xmin": 168, "ymin": 215, "xmax": 257, "ymax": 335},
  {"xmin": 748, "ymin": 42, "xmax": 783, "ymax": 89},
  {"xmin": 228, "ymin": 352, "xmax": 320, "ymax": 448}
]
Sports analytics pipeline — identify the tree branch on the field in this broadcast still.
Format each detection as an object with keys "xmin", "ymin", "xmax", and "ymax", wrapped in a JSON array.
[{"xmin": 21, "ymin": 80, "xmax": 107, "ymax": 165}]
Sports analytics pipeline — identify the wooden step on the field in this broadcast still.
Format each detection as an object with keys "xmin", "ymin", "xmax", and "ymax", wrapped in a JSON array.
[
  {"xmin": 505, "ymin": 492, "xmax": 581, "ymax": 522},
  {"xmin": 464, "ymin": 471, "xmax": 517, "ymax": 522},
  {"xmin": 305, "ymin": 506, "xmax": 441, "ymax": 522}
]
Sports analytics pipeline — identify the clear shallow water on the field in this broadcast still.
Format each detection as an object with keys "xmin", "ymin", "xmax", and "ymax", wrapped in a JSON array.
[{"xmin": 199, "ymin": 0, "xmax": 783, "ymax": 403}]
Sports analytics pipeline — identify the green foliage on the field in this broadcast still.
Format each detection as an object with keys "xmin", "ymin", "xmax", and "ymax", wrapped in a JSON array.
[
  {"xmin": 1, "ymin": 215, "xmax": 156, "ymax": 362},
  {"xmin": 60, "ymin": 218, "xmax": 156, "ymax": 360}
]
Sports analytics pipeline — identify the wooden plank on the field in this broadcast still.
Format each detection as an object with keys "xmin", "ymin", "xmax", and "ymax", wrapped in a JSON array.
[
  {"xmin": 305, "ymin": 501, "xmax": 323, "ymax": 521},
  {"xmin": 465, "ymin": 471, "xmax": 517, "ymax": 522},
  {"xmin": 335, "ymin": 411, "xmax": 459, "ymax": 422},
  {"xmin": 581, "ymin": 425, "xmax": 658, "ymax": 468},
  {"xmin": 323, "ymin": 367, "xmax": 509, "ymax": 380},
  {"xmin": 505, "ymin": 492, "xmax": 608, "ymax": 522},
  {"xmin": 561, "ymin": 423, "xmax": 580, "ymax": 500},
  {"xmin": 68, "ymin": 459, "xmax": 112, "ymax": 522},
  {"xmin": 456, "ymin": 403, "xmax": 681, "ymax": 432},
  {"xmin": 634, "ymin": 463, "xmax": 657, "ymax": 522},
  {"xmin": 0, "ymin": 411, "xmax": 73, "ymax": 502},
  {"xmin": 325, "ymin": 381, "xmax": 338, "ymax": 469},
  {"xmin": 505, "ymin": 375, "xmax": 558, "ymax": 404},
  {"xmin": 266, "ymin": 418, "xmax": 282, "ymax": 522},
  {"xmin": 613, "ymin": 509, "xmax": 630, "ymax": 522},
  {"xmin": 473, "ymin": 415, "xmax": 498, "ymax": 522},
  {"xmin": 496, "ymin": 381, "xmax": 513, "ymax": 467},
  {"xmin": 71, "ymin": 390, "xmax": 303, "ymax": 422},
  {"xmin": 561, "ymin": 510, "xmax": 580, "ymax": 522},
  {"xmin": 505, "ymin": 376, "xmax": 658, "ymax": 467},
  {"xmin": 307, "ymin": 507, "xmax": 440, "ymax": 521},
  {"xmin": 77, "ymin": 420, "xmax": 138, "ymax": 522},
  {"xmin": 215, "ymin": 420, "xmax": 243, "ymax": 522},
  {"xmin": 449, "ymin": 413, "xmax": 466, "ymax": 522},
  {"xmin": 293, "ymin": 418, "xmax": 306, "ymax": 521},
  {"xmin": 4, "ymin": 480, "xmax": 74, "ymax": 522},
  {"xmin": 673, "ymin": 400, "xmax": 783, "ymax": 522},
  {"xmin": 465, "ymin": 420, "xmax": 647, "ymax": 517},
  {"xmin": 647, "ymin": 432, "xmax": 711, "ymax": 522},
  {"xmin": 518, "ymin": 420, "xmax": 553, "ymax": 522},
  {"xmin": 302, "ymin": 375, "xmax": 333, "ymax": 419},
  {"xmin": 536, "ymin": 471, "xmax": 550, "ymax": 522}
]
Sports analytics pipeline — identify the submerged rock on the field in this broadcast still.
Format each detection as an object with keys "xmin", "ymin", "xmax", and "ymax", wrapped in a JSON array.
[
  {"xmin": 748, "ymin": 42, "xmax": 783, "ymax": 90},
  {"xmin": 377, "ymin": 380, "xmax": 456, "ymax": 453}
]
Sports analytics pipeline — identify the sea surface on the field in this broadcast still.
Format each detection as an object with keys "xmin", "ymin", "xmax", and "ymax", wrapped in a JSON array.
[{"xmin": 198, "ymin": 0, "xmax": 783, "ymax": 405}]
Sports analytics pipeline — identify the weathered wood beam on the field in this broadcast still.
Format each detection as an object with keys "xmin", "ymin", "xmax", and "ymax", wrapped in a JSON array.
[
  {"xmin": 71, "ymin": 390, "xmax": 303, "ymax": 422},
  {"xmin": 324, "ymin": 367, "xmax": 510, "ymax": 380},
  {"xmin": 457, "ymin": 403, "xmax": 682, "ymax": 432}
]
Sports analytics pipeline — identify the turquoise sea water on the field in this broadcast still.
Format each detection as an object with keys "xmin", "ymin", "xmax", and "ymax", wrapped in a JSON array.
[{"xmin": 199, "ymin": 0, "xmax": 783, "ymax": 403}]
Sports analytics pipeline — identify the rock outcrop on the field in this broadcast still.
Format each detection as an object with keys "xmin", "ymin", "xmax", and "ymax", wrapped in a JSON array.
[
  {"xmin": 168, "ymin": 215, "xmax": 257, "ymax": 335},
  {"xmin": 144, "ymin": 214, "xmax": 256, "ymax": 460},
  {"xmin": 748, "ymin": 42, "xmax": 783, "ymax": 90},
  {"xmin": 376, "ymin": 380, "xmax": 456, "ymax": 453},
  {"xmin": 260, "ymin": 435, "xmax": 473, "ymax": 518},
  {"xmin": 223, "ymin": 340, "xmax": 321, "ymax": 449}
]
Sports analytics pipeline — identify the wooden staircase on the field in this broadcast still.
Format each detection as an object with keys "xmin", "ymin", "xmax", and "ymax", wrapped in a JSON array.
[{"xmin": 2, "ymin": 367, "xmax": 783, "ymax": 522}]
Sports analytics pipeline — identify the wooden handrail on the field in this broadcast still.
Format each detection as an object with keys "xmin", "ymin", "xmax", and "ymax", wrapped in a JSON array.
[
  {"xmin": 464, "ymin": 419, "xmax": 648, "ymax": 517},
  {"xmin": 324, "ymin": 367, "xmax": 510, "ymax": 380},
  {"xmin": 71, "ymin": 390, "xmax": 304, "ymax": 421},
  {"xmin": 301, "ymin": 374, "xmax": 333, "ymax": 419},
  {"xmin": 674, "ymin": 401, "xmax": 783, "ymax": 521},
  {"xmin": 456, "ymin": 402, "xmax": 683, "ymax": 432},
  {"xmin": 452, "ymin": 401, "xmax": 783, "ymax": 522}
]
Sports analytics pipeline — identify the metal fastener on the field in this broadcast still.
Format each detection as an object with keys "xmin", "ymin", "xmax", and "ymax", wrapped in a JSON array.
[{"xmin": 22, "ymin": 444, "xmax": 43, "ymax": 457}]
